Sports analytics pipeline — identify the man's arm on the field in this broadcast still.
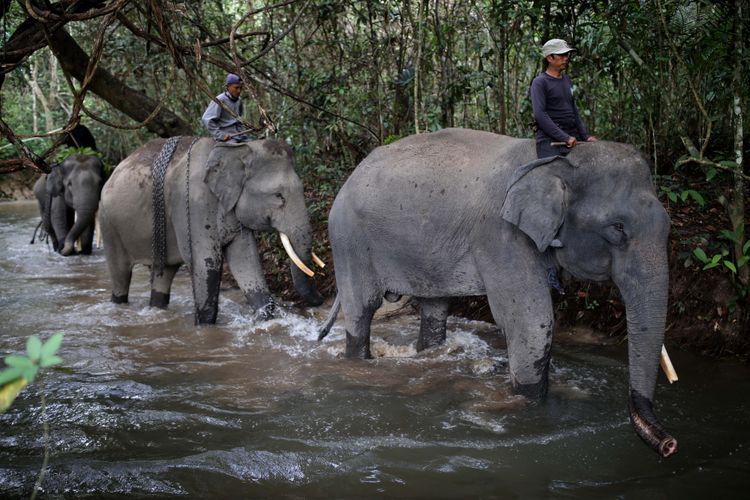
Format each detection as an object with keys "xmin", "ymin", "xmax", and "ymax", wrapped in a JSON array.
[
  {"xmin": 531, "ymin": 78, "xmax": 569, "ymax": 142},
  {"xmin": 201, "ymin": 99, "xmax": 225, "ymax": 141}
]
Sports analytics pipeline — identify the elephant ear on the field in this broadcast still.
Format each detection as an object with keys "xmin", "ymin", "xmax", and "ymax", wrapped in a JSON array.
[
  {"xmin": 46, "ymin": 165, "xmax": 66, "ymax": 197},
  {"xmin": 501, "ymin": 156, "xmax": 576, "ymax": 252},
  {"xmin": 204, "ymin": 144, "xmax": 252, "ymax": 214}
]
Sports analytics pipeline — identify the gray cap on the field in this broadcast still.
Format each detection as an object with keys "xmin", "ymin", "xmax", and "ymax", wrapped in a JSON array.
[{"xmin": 542, "ymin": 39, "xmax": 576, "ymax": 57}]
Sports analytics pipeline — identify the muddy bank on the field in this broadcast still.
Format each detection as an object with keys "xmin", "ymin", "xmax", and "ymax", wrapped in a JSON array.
[{"xmin": 0, "ymin": 170, "xmax": 37, "ymax": 200}]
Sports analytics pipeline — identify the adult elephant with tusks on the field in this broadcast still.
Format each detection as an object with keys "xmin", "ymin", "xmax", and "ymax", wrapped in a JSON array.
[
  {"xmin": 33, "ymin": 154, "xmax": 104, "ymax": 255},
  {"xmin": 99, "ymin": 137, "xmax": 324, "ymax": 324},
  {"xmin": 319, "ymin": 128, "xmax": 678, "ymax": 457}
]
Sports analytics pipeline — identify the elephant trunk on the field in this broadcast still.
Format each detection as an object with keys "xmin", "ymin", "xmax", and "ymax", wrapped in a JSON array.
[
  {"xmin": 279, "ymin": 227, "xmax": 323, "ymax": 306},
  {"xmin": 615, "ymin": 247, "xmax": 677, "ymax": 458},
  {"xmin": 61, "ymin": 209, "xmax": 96, "ymax": 256}
]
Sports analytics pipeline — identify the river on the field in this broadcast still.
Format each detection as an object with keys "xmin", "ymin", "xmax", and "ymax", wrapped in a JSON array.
[{"xmin": 1, "ymin": 200, "xmax": 749, "ymax": 498}]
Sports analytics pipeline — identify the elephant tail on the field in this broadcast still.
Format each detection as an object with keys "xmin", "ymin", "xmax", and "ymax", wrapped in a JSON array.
[
  {"xmin": 29, "ymin": 220, "xmax": 43, "ymax": 244},
  {"xmin": 317, "ymin": 293, "xmax": 341, "ymax": 341}
]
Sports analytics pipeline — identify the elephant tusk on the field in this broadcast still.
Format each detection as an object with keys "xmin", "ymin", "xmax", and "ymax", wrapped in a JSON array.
[
  {"xmin": 312, "ymin": 252, "xmax": 325, "ymax": 268},
  {"xmin": 660, "ymin": 345, "xmax": 678, "ymax": 384},
  {"xmin": 280, "ymin": 233, "xmax": 315, "ymax": 277}
]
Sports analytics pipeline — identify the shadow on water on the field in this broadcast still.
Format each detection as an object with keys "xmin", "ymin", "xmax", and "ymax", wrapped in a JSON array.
[{"xmin": 1, "ymin": 201, "xmax": 749, "ymax": 498}]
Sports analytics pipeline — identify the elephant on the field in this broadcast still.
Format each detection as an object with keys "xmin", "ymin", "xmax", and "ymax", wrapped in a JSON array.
[
  {"xmin": 319, "ymin": 128, "xmax": 677, "ymax": 457},
  {"xmin": 33, "ymin": 154, "xmax": 105, "ymax": 255},
  {"xmin": 98, "ymin": 137, "xmax": 324, "ymax": 324}
]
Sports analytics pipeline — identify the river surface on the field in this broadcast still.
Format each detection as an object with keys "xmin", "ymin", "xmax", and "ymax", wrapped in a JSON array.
[{"xmin": 1, "ymin": 200, "xmax": 749, "ymax": 498}]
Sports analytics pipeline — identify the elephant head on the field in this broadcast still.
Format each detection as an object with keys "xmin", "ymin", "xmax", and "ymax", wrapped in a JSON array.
[
  {"xmin": 44, "ymin": 154, "xmax": 105, "ymax": 256},
  {"xmin": 501, "ymin": 143, "xmax": 676, "ymax": 457},
  {"xmin": 204, "ymin": 140, "xmax": 323, "ymax": 306}
]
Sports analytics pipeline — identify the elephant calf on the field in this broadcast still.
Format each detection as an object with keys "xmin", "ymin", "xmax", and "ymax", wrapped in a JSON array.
[
  {"xmin": 320, "ymin": 128, "xmax": 677, "ymax": 458},
  {"xmin": 99, "ymin": 137, "xmax": 323, "ymax": 324},
  {"xmin": 33, "ymin": 154, "xmax": 105, "ymax": 255}
]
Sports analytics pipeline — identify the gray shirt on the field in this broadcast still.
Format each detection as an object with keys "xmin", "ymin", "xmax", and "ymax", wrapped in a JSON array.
[
  {"xmin": 530, "ymin": 72, "xmax": 589, "ymax": 144},
  {"xmin": 201, "ymin": 91, "xmax": 245, "ymax": 141}
]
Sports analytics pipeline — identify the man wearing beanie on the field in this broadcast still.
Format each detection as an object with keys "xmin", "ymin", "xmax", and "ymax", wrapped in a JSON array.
[
  {"xmin": 530, "ymin": 39, "xmax": 597, "ymax": 158},
  {"xmin": 202, "ymin": 73, "xmax": 249, "ymax": 142}
]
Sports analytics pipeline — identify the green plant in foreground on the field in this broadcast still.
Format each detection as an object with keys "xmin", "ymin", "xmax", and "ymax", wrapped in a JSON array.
[
  {"xmin": 0, "ymin": 333, "xmax": 64, "ymax": 413},
  {"xmin": 693, "ymin": 224, "xmax": 750, "ymax": 274}
]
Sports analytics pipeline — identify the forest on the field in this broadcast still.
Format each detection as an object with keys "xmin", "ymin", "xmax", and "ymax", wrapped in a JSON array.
[{"xmin": 1, "ymin": 0, "xmax": 748, "ymax": 352}]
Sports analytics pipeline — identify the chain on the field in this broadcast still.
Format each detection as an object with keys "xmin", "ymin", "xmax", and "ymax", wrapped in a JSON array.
[
  {"xmin": 184, "ymin": 137, "xmax": 200, "ymax": 304},
  {"xmin": 150, "ymin": 136, "xmax": 181, "ymax": 285}
]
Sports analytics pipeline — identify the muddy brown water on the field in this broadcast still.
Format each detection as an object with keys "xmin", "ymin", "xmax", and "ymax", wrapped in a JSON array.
[{"xmin": 1, "ymin": 201, "xmax": 749, "ymax": 498}]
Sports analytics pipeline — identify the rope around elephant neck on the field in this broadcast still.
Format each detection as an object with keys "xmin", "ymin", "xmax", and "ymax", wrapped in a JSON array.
[
  {"xmin": 150, "ymin": 136, "xmax": 181, "ymax": 286},
  {"xmin": 185, "ymin": 137, "xmax": 200, "ymax": 305}
]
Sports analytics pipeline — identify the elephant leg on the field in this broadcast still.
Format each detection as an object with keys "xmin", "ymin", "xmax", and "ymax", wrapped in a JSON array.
[
  {"xmin": 104, "ymin": 245, "xmax": 133, "ymax": 304},
  {"xmin": 416, "ymin": 298, "xmax": 450, "ymax": 352},
  {"xmin": 485, "ymin": 279, "xmax": 554, "ymax": 400},
  {"xmin": 192, "ymin": 247, "xmax": 224, "ymax": 325},
  {"xmin": 339, "ymin": 280, "xmax": 382, "ymax": 359},
  {"xmin": 77, "ymin": 219, "xmax": 96, "ymax": 255},
  {"xmin": 225, "ymin": 229, "xmax": 275, "ymax": 319},
  {"xmin": 150, "ymin": 264, "xmax": 180, "ymax": 308}
]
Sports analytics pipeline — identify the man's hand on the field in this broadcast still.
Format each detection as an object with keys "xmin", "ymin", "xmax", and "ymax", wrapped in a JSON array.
[
  {"xmin": 565, "ymin": 136, "xmax": 577, "ymax": 148},
  {"xmin": 586, "ymin": 136, "xmax": 599, "ymax": 142},
  {"xmin": 222, "ymin": 134, "xmax": 231, "ymax": 141}
]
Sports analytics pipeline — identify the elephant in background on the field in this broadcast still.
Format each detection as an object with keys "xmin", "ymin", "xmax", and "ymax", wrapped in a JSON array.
[
  {"xmin": 319, "ymin": 128, "xmax": 677, "ymax": 457},
  {"xmin": 33, "ymin": 154, "xmax": 105, "ymax": 255},
  {"xmin": 99, "ymin": 137, "xmax": 324, "ymax": 324}
]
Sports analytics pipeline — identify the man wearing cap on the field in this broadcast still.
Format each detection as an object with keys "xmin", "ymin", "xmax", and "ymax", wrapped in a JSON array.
[
  {"xmin": 530, "ymin": 39, "xmax": 597, "ymax": 158},
  {"xmin": 202, "ymin": 73, "xmax": 249, "ymax": 142}
]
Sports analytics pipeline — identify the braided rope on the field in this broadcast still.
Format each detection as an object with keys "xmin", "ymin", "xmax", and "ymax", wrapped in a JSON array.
[
  {"xmin": 184, "ymin": 138, "xmax": 200, "ymax": 305},
  {"xmin": 150, "ymin": 136, "xmax": 181, "ymax": 284}
]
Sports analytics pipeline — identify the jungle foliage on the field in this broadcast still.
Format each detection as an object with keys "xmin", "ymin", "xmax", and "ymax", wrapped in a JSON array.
[{"xmin": 1, "ymin": 1, "xmax": 748, "ymax": 341}]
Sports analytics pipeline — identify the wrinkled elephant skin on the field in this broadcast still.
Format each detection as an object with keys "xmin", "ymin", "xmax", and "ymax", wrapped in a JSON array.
[
  {"xmin": 324, "ymin": 128, "xmax": 676, "ymax": 457},
  {"xmin": 99, "ymin": 137, "xmax": 323, "ymax": 325}
]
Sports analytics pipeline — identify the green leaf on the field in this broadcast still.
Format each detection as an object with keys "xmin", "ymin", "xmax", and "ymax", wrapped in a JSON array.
[
  {"xmin": 719, "ymin": 160, "xmax": 739, "ymax": 169},
  {"xmin": 4, "ymin": 355, "xmax": 32, "ymax": 368},
  {"xmin": 41, "ymin": 332, "xmax": 64, "ymax": 359},
  {"xmin": 688, "ymin": 191, "xmax": 705, "ymax": 207},
  {"xmin": 744, "ymin": 240, "xmax": 750, "ymax": 255},
  {"xmin": 705, "ymin": 168, "xmax": 717, "ymax": 181},
  {"xmin": 21, "ymin": 366, "xmax": 39, "ymax": 384},
  {"xmin": 0, "ymin": 367, "xmax": 24, "ymax": 386},
  {"xmin": 737, "ymin": 256, "xmax": 749, "ymax": 268},
  {"xmin": 679, "ymin": 191, "xmax": 689, "ymax": 202},
  {"xmin": 668, "ymin": 192, "xmax": 678, "ymax": 203},
  {"xmin": 723, "ymin": 261, "xmax": 737, "ymax": 273},
  {"xmin": 39, "ymin": 355, "xmax": 63, "ymax": 368},
  {"xmin": 693, "ymin": 248, "xmax": 709, "ymax": 263},
  {"xmin": 26, "ymin": 336, "xmax": 42, "ymax": 361},
  {"xmin": 703, "ymin": 261, "xmax": 720, "ymax": 270}
]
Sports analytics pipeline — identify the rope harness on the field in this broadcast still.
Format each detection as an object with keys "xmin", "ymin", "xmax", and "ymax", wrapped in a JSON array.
[
  {"xmin": 150, "ymin": 136, "xmax": 181, "ymax": 284},
  {"xmin": 184, "ymin": 138, "xmax": 200, "ymax": 303}
]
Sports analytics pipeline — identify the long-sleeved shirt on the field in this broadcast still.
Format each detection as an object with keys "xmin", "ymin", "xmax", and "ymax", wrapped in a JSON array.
[
  {"xmin": 530, "ymin": 72, "xmax": 589, "ymax": 144},
  {"xmin": 201, "ymin": 91, "xmax": 245, "ymax": 141}
]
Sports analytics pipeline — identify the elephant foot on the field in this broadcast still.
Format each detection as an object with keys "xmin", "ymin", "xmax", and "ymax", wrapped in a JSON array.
[
  {"xmin": 345, "ymin": 331, "xmax": 372, "ymax": 359},
  {"xmin": 149, "ymin": 291, "xmax": 170, "ymax": 309},
  {"xmin": 512, "ymin": 377, "xmax": 549, "ymax": 400},
  {"xmin": 302, "ymin": 288, "xmax": 324, "ymax": 307},
  {"xmin": 111, "ymin": 293, "xmax": 128, "ymax": 304},
  {"xmin": 60, "ymin": 244, "xmax": 76, "ymax": 256},
  {"xmin": 194, "ymin": 306, "xmax": 218, "ymax": 325},
  {"xmin": 416, "ymin": 317, "xmax": 447, "ymax": 352}
]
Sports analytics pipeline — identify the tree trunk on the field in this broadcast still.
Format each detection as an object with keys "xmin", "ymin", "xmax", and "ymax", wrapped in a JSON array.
[
  {"xmin": 48, "ymin": 28, "xmax": 192, "ymax": 138},
  {"xmin": 730, "ymin": 0, "xmax": 747, "ymax": 286}
]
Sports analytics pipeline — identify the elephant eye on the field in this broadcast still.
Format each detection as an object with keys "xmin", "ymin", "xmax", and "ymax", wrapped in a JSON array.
[
  {"xmin": 614, "ymin": 222, "xmax": 624, "ymax": 232},
  {"xmin": 274, "ymin": 193, "xmax": 285, "ymax": 204},
  {"xmin": 605, "ymin": 222, "xmax": 627, "ymax": 246}
]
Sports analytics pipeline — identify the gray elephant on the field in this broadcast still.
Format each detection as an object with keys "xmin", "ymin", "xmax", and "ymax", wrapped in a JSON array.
[
  {"xmin": 99, "ymin": 137, "xmax": 324, "ymax": 324},
  {"xmin": 33, "ymin": 154, "xmax": 105, "ymax": 255},
  {"xmin": 319, "ymin": 128, "xmax": 677, "ymax": 457}
]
